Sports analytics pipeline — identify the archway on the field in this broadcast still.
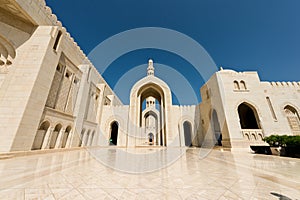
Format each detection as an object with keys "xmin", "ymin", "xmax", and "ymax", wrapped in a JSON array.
[
  {"xmin": 110, "ymin": 121, "xmax": 119, "ymax": 145},
  {"xmin": 148, "ymin": 132, "xmax": 154, "ymax": 144},
  {"xmin": 284, "ymin": 105, "xmax": 300, "ymax": 135},
  {"xmin": 32, "ymin": 121, "xmax": 50, "ymax": 150},
  {"xmin": 128, "ymin": 61, "xmax": 172, "ymax": 147},
  {"xmin": 138, "ymin": 85, "xmax": 165, "ymax": 146},
  {"xmin": 61, "ymin": 126, "xmax": 71, "ymax": 148},
  {"xmin": 238, "ymin": 103, "xmax": 260, "ymax": 129},
  {"xmin": 142, "ymin": 102, "xmax": 160, "ymax": 145},
  {"xmin": 211, "ymin": 110, "xmax": 222, "ymax": 146},
  {"xmin": 49, "ymin": 124, "xmax": 62, "ymax": 149},
  {"xmin": 183, "ymin": 121, "xmax": 192, "ymax": 147}
]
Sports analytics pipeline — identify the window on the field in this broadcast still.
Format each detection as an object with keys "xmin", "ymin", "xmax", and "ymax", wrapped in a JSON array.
[
  {"xmin": 240, "ymin": 81, "xmax": 247, "ymax": 90},
  {"xmin": 53, "ymin": 31, "xmax": 62, "ymax": 51},
  {"xmin": 73, "ymin": 77, "xmax": 79, "ymax": 84},
  {"xmin": 284, "ymin": 105, "xmax": 300, "ymax": 135},
  {"xmin": 266, "ymin": 97, "xmax": 277, "ymax": 120},
  {"xmin": 65, "ymin": 71, "xmax": 72, "ymax": 80},
  {"xmin": 234, "ymin": 81, "xmax": 240, "ymax": 90}
]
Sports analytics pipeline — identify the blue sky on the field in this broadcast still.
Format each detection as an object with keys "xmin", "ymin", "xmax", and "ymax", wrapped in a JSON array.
[{"xmin": 46, "ymin": 0, "xmax": 300, "ymax": 104}]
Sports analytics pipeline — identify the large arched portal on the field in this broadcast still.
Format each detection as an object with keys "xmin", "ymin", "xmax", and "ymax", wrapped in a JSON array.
[
  {"xmin": 110, "ymin": 121, "xmax": 119, "ymax": 145},
  {"xmin": 238, "ymin": 103, "xmax": 260, "ymax": 129},
  {"xmin": 128, "ymin": 60, "xmax": 173, "ymax": 147}
]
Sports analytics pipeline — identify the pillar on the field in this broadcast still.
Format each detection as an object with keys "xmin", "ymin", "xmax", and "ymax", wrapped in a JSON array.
[
  {"xmin": 55, "ymin": 128, "xmax": 66, "ymax": 148},
  {"xmin": 41, "ymin": 127, "xmax": 54, "ymax": 149}
]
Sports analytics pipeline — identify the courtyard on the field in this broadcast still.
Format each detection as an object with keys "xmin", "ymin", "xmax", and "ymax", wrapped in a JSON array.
[{"xmin": 0, "ymin": 148, "xmax": 299, "ymax": 199}]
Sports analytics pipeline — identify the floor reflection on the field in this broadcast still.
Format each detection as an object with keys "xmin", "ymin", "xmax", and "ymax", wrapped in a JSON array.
[{"xmin": 0, "ymin": 147, "xmax": 299, "ymax": 199}]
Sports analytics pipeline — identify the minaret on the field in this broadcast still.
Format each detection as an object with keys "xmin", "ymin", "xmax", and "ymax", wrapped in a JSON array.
[{"xmin": 147, "ymin": 59, "xmax": 155, "ymax": 76}]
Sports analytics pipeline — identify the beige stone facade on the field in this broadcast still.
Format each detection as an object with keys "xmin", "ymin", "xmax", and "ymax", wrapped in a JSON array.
[{"xmin": 0, "ymin": 0, "xmax": 299, "ymax": 153}]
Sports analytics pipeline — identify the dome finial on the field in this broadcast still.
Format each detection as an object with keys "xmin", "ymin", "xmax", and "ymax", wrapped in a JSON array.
[{"xmin": 147, "ymin": 59, "xmax": 154, "ymax": 76}]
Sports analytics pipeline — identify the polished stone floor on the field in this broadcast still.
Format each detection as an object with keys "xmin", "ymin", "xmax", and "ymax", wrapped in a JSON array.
[{"xmin": 0, "ymin": 147, "xmax": 299, "ymax": 199}]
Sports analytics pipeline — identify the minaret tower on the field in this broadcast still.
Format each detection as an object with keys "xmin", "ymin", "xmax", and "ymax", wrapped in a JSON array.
[{"xmin": 147, "ymin": 59, "xmax": 155, "ymax": 76}]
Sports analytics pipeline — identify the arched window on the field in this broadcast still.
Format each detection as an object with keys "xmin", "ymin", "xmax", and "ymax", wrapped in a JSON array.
[
  {"xmin": 49, "ymin": 124, "xmax": 62, "ymax": 149},
  {"xmin": 234, "ymin": 81, "xmax": 240, "ymax": 90},
  {"xmin": 284, "ymin": 105, "xmax": 300, "ymax": 135},
  {"xmin": 251, "ymin": 133, "xmax": 257, "ymax": 140},
  {"xmin": 238, "ymin": 103, "xmax": 260, "ymax": 129},
  {"xmin": 110, "ymin": 121, "xmax": 119, "ymax": 145},
  {"xmin": 32, "ymin": 121, "xmax": 50, "ymax": 150},
  {"xmin": 183, "ymin": 121, "xmax": 192, "ymax": 147},
  {"xmin": 240, "ymin": 81, "xmax": 247, "ymax": 90}
]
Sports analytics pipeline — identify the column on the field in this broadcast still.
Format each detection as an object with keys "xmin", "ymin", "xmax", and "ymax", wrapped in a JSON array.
[
  {"xmin": 41, "ymin": 127, "xmax": 54, "ymax": 150},
  {"xmin": 88, "ymin": 133, "xmax": 94, "ymax": 146},
  {"xmin": 55, "ymin": 128, "xmax": 66, "ymax": 148},
  {"xmin": 82, "ymin": 132, "xmax": 88, "ymax": 147},
  {"xmin": 65, "ymin": 130, "xmax": 73, "ymax": 148}
]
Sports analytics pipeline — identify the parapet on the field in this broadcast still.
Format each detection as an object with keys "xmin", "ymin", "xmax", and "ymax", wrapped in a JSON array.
[{"xmin": 269, "ymin": 81, "xmax": 300, "ymax": 87}]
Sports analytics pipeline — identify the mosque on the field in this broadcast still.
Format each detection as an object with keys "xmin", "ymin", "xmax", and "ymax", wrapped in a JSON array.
[{"xmin": 0, "ymin": 0, "xmax": 300, "ymax": 153}]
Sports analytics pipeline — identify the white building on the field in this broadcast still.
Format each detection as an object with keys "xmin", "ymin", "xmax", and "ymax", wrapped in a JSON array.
[{"xmin": 0, "ymin": 0, "xmax": 299, "ymax": 153}]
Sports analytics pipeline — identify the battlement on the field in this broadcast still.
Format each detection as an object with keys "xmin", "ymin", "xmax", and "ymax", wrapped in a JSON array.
[
  {"xmin": 178, "ymin": 105, "xmax": 196, "ymax": 110},
  {"xmin": 268, "ymin": 81, "xmax": 300, "ymax": 87},
  {"xmin": 23, "ymin": 0, "xmax": 93, "ymax": 68}
]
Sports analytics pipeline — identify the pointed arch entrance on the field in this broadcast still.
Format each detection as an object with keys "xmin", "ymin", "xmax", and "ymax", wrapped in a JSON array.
[
  {"xmin": 238, "ymin": 102, "xmax": 260, "ymax": 129},
  {"xmin": 110, "ymin": 121, "xmax": 119, "ymax": 145},
  {"xmin": 129, "ymin": 82, "xmax": 172, "ymax": 146}
]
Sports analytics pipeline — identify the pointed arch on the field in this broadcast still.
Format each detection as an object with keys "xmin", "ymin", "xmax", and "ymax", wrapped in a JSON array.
[
  {"xmin": 284, "ymin": 105, "xmax": 300, "ymax": 135},
  {"xmin": 240, "ymin": 81, "xmax": 247, "ymax": 90},
  {"xmin": 110, "ymin": 121, "xmax": 119, "ymax": 145},
  {"xmin": 237, "ymin": 102, "xmax": 260, "ymax": 129},
  {"xmin": 233, "ymin": 81, "xmax": 240, "ymax": 90},
  {"xmin": 32, "ymin": 121, "xmax": 50, "ymax": 150},
  {"xmin": 129, "ymin": 75, "xmax": 172, "ymax": 147},
  {"xmin": 49, "ymin": 124, "xmax": 62, "ymax": 149}
]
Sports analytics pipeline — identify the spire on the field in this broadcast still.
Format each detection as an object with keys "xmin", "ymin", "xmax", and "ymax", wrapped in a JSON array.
[{"xmin": 147, "ymin": 59, "xmax": 155, "ymax": 76}]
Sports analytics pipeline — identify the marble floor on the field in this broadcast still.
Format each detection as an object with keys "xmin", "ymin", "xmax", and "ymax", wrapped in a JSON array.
[{"xmin": 0, "ymin": 147, "xmax": 299, "ymax": 200}]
